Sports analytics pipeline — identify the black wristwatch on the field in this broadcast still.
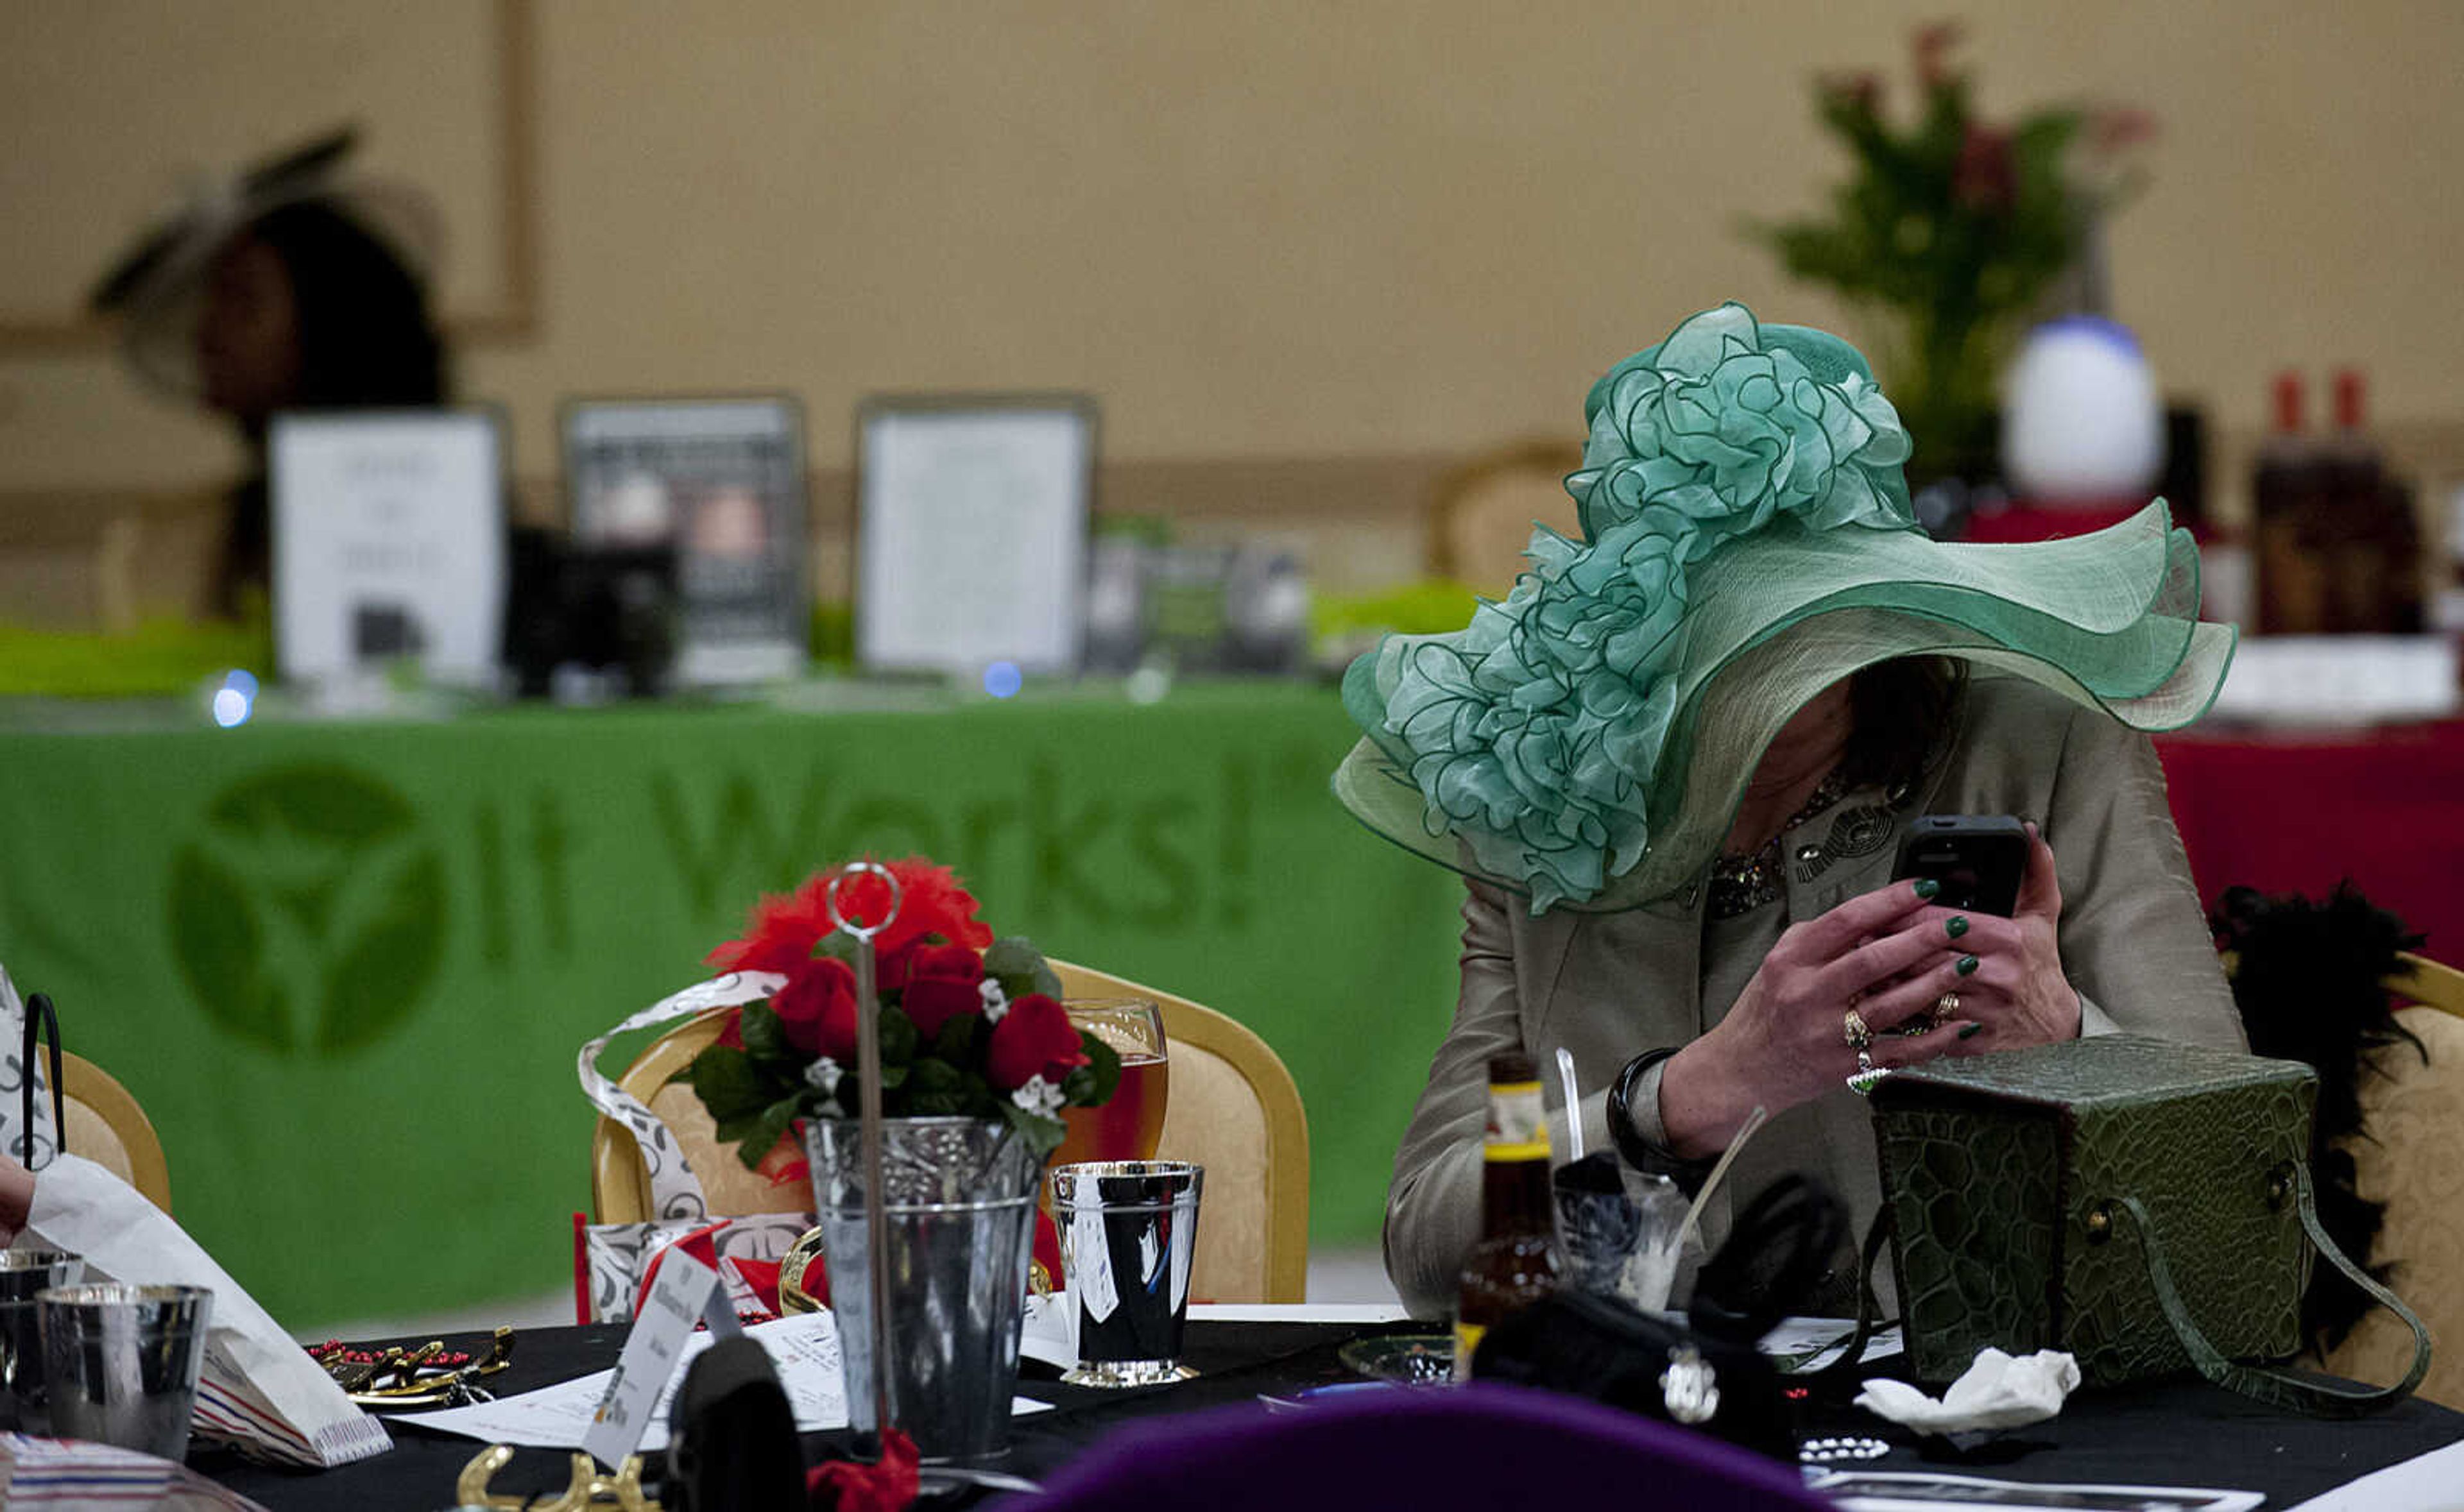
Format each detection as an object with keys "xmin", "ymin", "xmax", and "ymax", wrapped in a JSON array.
[{"xmin": 1605, "ymin": 1046, "xmax": 1714, "ymax": 1188}]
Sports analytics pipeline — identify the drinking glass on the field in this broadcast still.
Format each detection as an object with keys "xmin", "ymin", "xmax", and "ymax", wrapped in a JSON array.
[{"xmin": 1053, "ymin": 998, "xmax": 1170, "ymax": 1166}]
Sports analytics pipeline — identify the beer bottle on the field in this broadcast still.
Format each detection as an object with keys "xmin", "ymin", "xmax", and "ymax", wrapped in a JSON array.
[{"xmin": 1453, "ymin": 1051, "xmax": 1562, "ymax": 1380}]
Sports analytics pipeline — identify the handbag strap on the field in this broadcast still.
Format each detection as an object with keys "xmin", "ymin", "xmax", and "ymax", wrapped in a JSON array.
[
  {"xmin": 1810, "ymin": 1206, "xmax": 1897, "ymax": 1388},
  {"xmin": 21, "ymin": 992, "xmax": 64, "ymax": 1169},
  {"xmin": 2114, "ymin": 1163, "xmax": 2432, "ymax": 1417},
  {"xmin": 576, "ymin": 971, "xmax": 785, "ymax": 1218}
]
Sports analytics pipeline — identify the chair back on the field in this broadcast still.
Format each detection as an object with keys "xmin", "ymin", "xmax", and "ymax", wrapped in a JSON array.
[
  {"xmin": 2323, "ymin": 951, "xmax": 2464, "ymax": 1407},
  {"xmin": 1426, "ymin": 437, "xmax": 1584, "ymax": 599},
  {"xmin": 1014, "ymin": 1383, "xmax": 1827, "ymax": 1511},
  {"xmin": 589, "ymin": 958, "xmax": 1311, "ymax": 1304},
  {"xmin": 1048, "ymin": 960, "xmax": 1310, "ymax": 1304},
  {"xmin": 55, "ymin": 1052, "xmax": 171, "ymax": 1213}
]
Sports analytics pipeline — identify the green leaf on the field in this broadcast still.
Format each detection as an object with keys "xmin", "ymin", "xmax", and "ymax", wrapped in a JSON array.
[
  {"xmin": 878, "ymin": 1063, "xmax": 909, "ymax": 1090},
  {"xmin": 933, "ymin": 1013, "xmax": 980, "ymax": 1064},
  {"xmin": 728, "ymin": 1094, "xmax": 804, "ymax": 1170},
  {"xmin": 682, "ymin": 1047, "xmax": 769, "ymax": 1124},
  {"xmin": 985, "ymin": 936, "xmax": 1063, "ymax": 999},
  {"xmin": 1077, "ymin": 1028, "xmax": 1123, "ymax": 1109},
  {"xmin": 1002, "ymin": 1102, "xmax": 1068, "ymax": 1160},
  {"xmin": 907, "ymin": 1058, "xmax": 961, "ymax": 1096},
  {"xmin": 878, "ymin": 1005, "xmax": 918, "ymax": 1066},
  {"xmin": 739, "ymin": 1002, "xmax": 789, "ymax": 1060},
  {"xmin": 814, "ymin": 932, "xmax": 859, "ymax": 965}
]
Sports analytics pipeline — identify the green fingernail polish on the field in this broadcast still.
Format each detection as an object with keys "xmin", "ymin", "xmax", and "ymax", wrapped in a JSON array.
[
  {"xmin": 1956, "ymin": 954, "xmax": 1979, "ymax": 976},
  {"xmin": 1946, "ymin": 915, "xmax": 1969, "ymax": 939},
  {"xmin": 1913, "ymin": 878, "xmax": 1940, "ymax": 899},
  {"xmin": 1958, "ymin": 1021, "xmax": 1984, "ymax": 1041}
]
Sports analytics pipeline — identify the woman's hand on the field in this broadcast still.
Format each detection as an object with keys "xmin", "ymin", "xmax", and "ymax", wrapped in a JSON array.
[
  {"xmin": 1657, "ymin": 876, "xmax": 1978, "ymax": 1157},
  {"xmin": 1888, "ymin": 822, "xmax": 2081, "ymax": 1053},
  {"xmin": 0, "ymin": 1153, "xmax": 33, "ymax": 1246}
]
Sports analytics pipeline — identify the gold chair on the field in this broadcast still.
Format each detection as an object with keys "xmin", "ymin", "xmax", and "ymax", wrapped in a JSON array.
[
  {"xmin": 589, "ymin": 1012, "xmax": 803, "ymax": 1227},
  {"xmin": 590, "ymin": 959, "xmax": 1312, "ymax": 1304},
  {"xmin": 1048, "ymin": 960, "xmax": 1311, "ymax": 1305},
  {"xmin": 1426, "ymin": 437, "xmax": 1586, "ymax": 601},
  {"xmin": 2322, "ymin": 951, "xmax": 2464, "ymax": 1407},
  {"xmin": 53, "ymin": 1052, "xmax": 171, "ymax": 1213}
]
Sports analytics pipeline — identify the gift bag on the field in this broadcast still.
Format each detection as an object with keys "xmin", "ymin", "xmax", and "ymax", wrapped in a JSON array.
[
  {"xmin": 575, "ymin": 973, "xmax": 816, "ymax": 1323},
  {"xmin": 1868, "ymin": 1034, "xmax": 2432, "ymax": 1416},
  {"xmin": 3, "ymin": 960, "xmax": 387, "ymax": 1468}
]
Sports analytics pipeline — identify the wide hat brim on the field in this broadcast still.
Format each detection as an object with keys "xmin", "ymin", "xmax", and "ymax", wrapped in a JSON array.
[
  {"xmin": 1333, "ymin": 500, "xmax": 2234, "ymax": 912},
  {"xmin": 86, "ymin": 125, "xmax": 441, "ymax": 397}
]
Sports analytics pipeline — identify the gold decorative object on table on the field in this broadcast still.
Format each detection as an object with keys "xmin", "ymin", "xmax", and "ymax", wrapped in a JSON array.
[
  {"xmin": 309, "ymin": 1325, "xmax": 516, "ymax": 1407},
  {"xmin": 455, "ymin": 1444, "xmax": 658, "ymax": 1512},
  {"xmin": 776, "ymin": 1227, "xmax": 829, "ymax": 1316}
]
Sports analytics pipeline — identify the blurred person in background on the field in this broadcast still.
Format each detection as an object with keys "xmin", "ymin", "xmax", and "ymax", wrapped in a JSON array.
[{"xmin": 90, "ymin": 128, "xmax": 449, "ymax": 616}]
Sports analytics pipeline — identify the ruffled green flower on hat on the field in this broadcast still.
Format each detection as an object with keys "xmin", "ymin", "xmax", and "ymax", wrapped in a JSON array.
[{"xmin": 1362, "ymin": 302, "xmax": 1925, "ymax": 910}]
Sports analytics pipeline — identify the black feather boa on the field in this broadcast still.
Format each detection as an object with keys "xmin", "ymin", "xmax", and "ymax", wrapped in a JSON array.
[{"xmin": 2211, "ymin": 883, "xmax": 2427, "ymax": 1354}]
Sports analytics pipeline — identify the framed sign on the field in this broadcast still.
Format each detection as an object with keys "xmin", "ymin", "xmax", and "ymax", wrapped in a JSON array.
[
  {"xmin": 270, "ymin": 409, "xmax": 506, "ymax": 684},
  {"xmin": 855, "ymin": 395, "xmax": 1097, "ymax": 675},
  {"xmin": 564, "ymin": 396, "xmax": 809, "ymax": 685}
]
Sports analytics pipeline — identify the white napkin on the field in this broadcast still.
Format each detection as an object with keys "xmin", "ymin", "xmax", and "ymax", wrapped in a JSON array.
[
  {"xmin": 24, "ymin": 1153, "xmax": 390, "ymax": 1468},
  {"xmin": 1855, "ymin": 1347, "xmax": 2080, "ymax": 1434}
]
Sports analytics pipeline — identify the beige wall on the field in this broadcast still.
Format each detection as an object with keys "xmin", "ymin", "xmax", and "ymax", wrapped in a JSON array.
[{"xmin": 3, "ymin": 1, "xmax": 2460, "ymax": 559}]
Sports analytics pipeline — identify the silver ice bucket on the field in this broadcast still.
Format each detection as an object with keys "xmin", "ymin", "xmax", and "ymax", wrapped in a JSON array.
[{"xmin": 804, "ymin": 1117, "xmax": 1040, "ymax": 1461}]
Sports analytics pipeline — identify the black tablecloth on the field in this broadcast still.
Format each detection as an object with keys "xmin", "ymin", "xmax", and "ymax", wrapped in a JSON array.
[{"xmin": 203, "ymin": 1322, "xmax": 2464, "ymax": 1510}]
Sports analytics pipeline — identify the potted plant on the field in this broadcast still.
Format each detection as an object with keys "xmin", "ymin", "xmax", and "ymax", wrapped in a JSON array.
[
  {"xmin": 1749, "ymin": 22, "xmax": 2153, "ymax": 488},
  {"xmin": 679, "ymin": 856, "xmax": 1120, "ymax": 1459}
]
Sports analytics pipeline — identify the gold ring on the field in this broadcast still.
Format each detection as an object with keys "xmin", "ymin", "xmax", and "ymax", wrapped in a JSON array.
[
  {"xmin": 1933, "ymin": 990, "xmax": 1961, "ymax": 1027},
  {"xmin": 1843, "ymin": 1008, "xmax": 1874, "ymax": 1051}
]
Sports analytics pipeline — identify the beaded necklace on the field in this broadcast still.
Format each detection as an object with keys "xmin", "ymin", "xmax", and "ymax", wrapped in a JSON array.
[{"xmin": 1705, "ymin": 769, "xmax": 1851, "ymax": 920}]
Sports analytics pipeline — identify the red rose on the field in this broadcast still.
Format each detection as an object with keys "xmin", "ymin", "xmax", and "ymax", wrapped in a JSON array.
[
  {"xmin": 771, "ymin": 956, "xmax": 860, "ymax": 1061},
  {"xmin": 898, "ymin": 944, "xmax": 986, "ymax": 1041},
  {"xmin": 985, "ymin": 993, "xmax": 1089, "ymax": 1091}
]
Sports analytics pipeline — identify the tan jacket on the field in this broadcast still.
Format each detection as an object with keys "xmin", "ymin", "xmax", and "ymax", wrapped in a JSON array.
[{"xmin": 1382, "ymin": 674, "xmax": 2247, "ymax": 1318}]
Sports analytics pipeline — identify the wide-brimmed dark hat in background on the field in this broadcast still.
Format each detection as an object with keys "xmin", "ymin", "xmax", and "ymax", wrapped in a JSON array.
[{"xmin": 86, "ymin": 125, "xmax": 441, "ymax": 396}]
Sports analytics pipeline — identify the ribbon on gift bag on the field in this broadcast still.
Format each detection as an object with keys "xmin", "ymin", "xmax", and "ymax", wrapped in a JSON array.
[{"xmin": 574, "ymin": 973, "xmax": 816, "ymax": 1323}]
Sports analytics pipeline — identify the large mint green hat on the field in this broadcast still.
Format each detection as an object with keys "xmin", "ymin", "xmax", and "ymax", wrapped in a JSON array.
[{"xmin": 1332, "ymin": 302, "xmax": 2234, "ymax": 913}]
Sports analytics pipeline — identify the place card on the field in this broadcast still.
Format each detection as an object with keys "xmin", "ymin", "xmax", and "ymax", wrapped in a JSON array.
[{"xmin": 583, "ymin": 1246, "xmax": 722, "ymax": 1468}]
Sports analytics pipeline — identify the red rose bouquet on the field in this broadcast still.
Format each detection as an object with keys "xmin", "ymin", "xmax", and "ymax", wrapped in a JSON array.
[{"xmin": 681, "ymin": 857, "xmax": 1121, "ymax": 1166}]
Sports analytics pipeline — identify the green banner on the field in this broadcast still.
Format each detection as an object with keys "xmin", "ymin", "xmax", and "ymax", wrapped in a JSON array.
[{"xmin": 0, "ymin": 685, "xmax": 1460, "ymax": 1326}]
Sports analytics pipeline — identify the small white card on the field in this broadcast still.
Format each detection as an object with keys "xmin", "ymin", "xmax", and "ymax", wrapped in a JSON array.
[{"xmin": 583, "ymin": 1248, "xmax": 718, "ymax": 1469}]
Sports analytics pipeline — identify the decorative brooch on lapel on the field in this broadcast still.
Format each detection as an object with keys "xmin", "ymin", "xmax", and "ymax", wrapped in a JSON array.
[{"xmin": 1792, "ymin": 803, "xmax": 1898, "ymax": 884}]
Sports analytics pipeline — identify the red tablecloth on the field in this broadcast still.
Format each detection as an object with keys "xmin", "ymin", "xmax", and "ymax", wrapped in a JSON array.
[
  {"xmin": 2155, "ymin": 720, "xmax": 2464, "ymax": 953},
  {"xmin": 1962, "ymin": 500, "xmax": 2146, "ymax": 543}
]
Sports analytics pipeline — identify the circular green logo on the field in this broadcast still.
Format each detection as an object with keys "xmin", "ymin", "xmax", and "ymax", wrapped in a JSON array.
[{"xmin": 169, "ymin": 765, "xmax": 447, "ymax": 1055}]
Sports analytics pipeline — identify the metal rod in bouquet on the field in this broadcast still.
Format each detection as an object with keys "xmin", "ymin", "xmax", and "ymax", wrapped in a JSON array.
[{"xmin": 824, "ymin": 861, "xmax": 900, "ymax": 1453}]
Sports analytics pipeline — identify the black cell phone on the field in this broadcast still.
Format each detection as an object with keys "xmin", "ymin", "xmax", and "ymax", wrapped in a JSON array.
[{"xmin": 1892, "ymin": 815, "xmax": 2028, "ymax": 917}]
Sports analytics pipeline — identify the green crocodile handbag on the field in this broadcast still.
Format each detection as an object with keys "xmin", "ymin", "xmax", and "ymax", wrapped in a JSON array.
[{"xmin": 1865, "ymin": 1034, "xmax": 2431, "ymax": 1416}]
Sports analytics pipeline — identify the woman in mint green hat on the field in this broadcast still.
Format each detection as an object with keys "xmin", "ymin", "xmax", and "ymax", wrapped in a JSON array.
[{"xmin": 1342, "ymin": 303, "xmax": 2247, "ymax": 1318}]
